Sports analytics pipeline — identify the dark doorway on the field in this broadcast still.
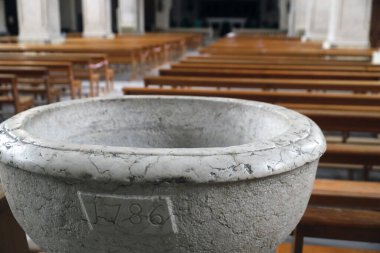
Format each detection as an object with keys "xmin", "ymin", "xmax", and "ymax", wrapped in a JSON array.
[
  {"xmin": 4, "ymin": 0, "xmax": 18, "ymax": 35},
  {"xmin": 111, "ymin": 0, "xmax": 118, "ymax": 33},
  {"xmin": 145, "ymin": 0, "xmax": 156, "ymax": 31}
]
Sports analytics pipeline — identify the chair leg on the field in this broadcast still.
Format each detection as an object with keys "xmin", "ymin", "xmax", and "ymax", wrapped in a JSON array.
[{"xmin": 291, "ymin": 226, "xmax": 304, "ymax": 253}]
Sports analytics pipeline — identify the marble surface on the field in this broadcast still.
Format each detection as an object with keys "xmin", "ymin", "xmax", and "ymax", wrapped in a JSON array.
[
  {"xmin": 0, "ymin": 96, "xmax": 325, "ymax": 183},
  {"xmin": 0, "ymin": 96, "xmax": 326, "ymax": 252}
]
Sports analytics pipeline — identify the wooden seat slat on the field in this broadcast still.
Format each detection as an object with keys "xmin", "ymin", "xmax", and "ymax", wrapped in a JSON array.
[
  {"xmin": 160, "ymin": 68, "xmax": 380, "ymax": 80},
  {"xmin": 187, "ymin": 56, "xmax": 372, "ymax": 66},
  {"xmin": 311, "ymin": 179, "xmax": 380, "ymax": 209},
  {"xmin": 123, "ymin": 87, "xmax": 380, "ymax": 106},
  {"xmin": 299, "ymin": 207, "xmax": 380, "ymax": 243},
  {"xmin": 175, "ymin": 61, "xmax": 380, "ymax": 72},
  {"xmin": 145, "ymin": 76, "xmax": 380, "ymax": 92}
]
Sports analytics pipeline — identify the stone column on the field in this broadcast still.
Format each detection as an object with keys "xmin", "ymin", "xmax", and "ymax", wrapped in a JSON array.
[
  {"xmin": 279, "ymin": 0, "xmax": 290, "ymax": 31},
  {"xmin": 0, "ymin": 0, "xmax": 7, "ymax": 34},
  {"xmin": 302, "ymin": 0, "xmax": 331, "ymax": 41},
  {"xmin": 17, "ymin": 0, "xmax": 63, "ymax": 43},
  {"xmin": 155, "ymin": 0, "xmax": 172, "ymax": 30},
  {"xmin": 82, "ymin": 0, "xmax": 113, "ymax": 38},
  {"xmin": 323, "ymin": 0, "xmax": 373, "ymax": 48},
  {"xmin": 118, "ymin": 0, "xmax": 145, "ymax": 34},
  {"xmin": 288, "ymin": 0, "xmax": 307, "ymax": 37}
]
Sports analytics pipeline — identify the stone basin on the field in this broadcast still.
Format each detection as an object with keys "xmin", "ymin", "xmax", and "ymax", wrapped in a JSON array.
[{"xmin": 0, "ymin": 96, "xmax": 326, "ymax": 253}]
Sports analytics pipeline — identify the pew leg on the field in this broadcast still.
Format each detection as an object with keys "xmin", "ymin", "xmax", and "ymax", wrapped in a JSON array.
[
  {"xmin": 90, "ymin": 79, "xmax": 96, "ymax": 97},
  {"xmin": 363, "ymin": 165, "xmax": 372, "ymax": 181},
  {"xmin": 291, "ymin": 226, "xmax": 304, "ymax": 253},
  {"xmin": 348, "ymin": 170, "xmax": 355, "ymax": 180}
]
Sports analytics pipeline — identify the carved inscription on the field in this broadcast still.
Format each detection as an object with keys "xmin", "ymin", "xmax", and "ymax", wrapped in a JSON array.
[{"xmin": 78, "ymin": 192, "xmax": 177, "ymax": 235}]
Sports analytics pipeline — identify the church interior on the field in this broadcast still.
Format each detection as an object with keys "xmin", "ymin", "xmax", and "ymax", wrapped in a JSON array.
[{"xmin": 0, "ymin": 0, "xmax": 380, "ymax": 252}]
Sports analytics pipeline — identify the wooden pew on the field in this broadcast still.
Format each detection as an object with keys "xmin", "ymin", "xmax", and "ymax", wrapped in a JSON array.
[
  {"xmin": 0, "ymin": 74, "xmax": 33, "ymax": 114},
  {"xmin": 0, "ymin": 185, "xmax": 29, "ymax": 253},
  {"xmin": 186, "ymin": 55, "xmax": 373, "ymax": 66},
  {"xmin": 0, "ymin": 66, "xmax": 60, "ymax": 105},
  {"xmin": 0, "ymin": 53, "xmax": 112, "ymax": 96},
  {"xmin": 310, "ymin": 179, "xmax": 380, "ymax": 210},
  {"xmin": 174, "ymin": 61, "xmax": 380, "ymax": 72},
  {"xmin": 159, "ymin": 68, "xmax": 380, "ymax": 81},
  {"xmin": 200, "ymin": 37, "xmax": 374, "ymax": 59},
  {"xmin": 144, "ymin": 76, "xmax": 380, "ymax": 93},
  {"xmin": 0, "ymin": 60, "xmax": 80, "ymax": 98},
  {"xmin": 123, "ymin": 87, "xmax": 380, "ymax": 106},
  {"xmin": 293, "ymin": 180, "xmax": 380, "ymax": 253},
  {"xmin": 0, "ymin": 33, "xmax": 199, "ymax": 79}
]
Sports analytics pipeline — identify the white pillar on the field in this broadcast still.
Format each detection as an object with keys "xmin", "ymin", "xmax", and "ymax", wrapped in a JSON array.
[
  {"xmin": 118, "ymin": 0, "xmax": 145, "ymax": 34},
  {"xmin": 155, "ymin": 0, "xmax": 172, "ymax": 30},
  {"xmin": 82, "ymin": 0, "xmax": 114, "ymax": 38},
  {"xmin": 279, "ymin": 0, "xmax": 290, "ymax": 31},
  {"xmin": 0, "ymin": 0, "xmax": 7, "ymax": 34},
  {"xmin": 324, "ymin": 0, "xmax": 373, "ymax": 49},
  {"xmin": 17, "ymin": 0, "xmax": 63, "ymax": 43},
  {"xmin": 302, "ymin": 0, "xmax": 331, "ymax": 41},
  {"xmin": 288, "ymin": 0, "xmax": 307, "ymax": 37},
  {"xmin": 138, "ymin": 0, "xmax": 145, "ymax": 33}
]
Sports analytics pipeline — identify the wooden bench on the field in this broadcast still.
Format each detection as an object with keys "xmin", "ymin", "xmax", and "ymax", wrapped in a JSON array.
[
  {"xmin": 0, "ymin": 66, "xmax": 60, "ymax": 103},
  {"xmin": 0, "ymin": 53, "xmax": 111, "ymax": 96},
  {"xmin": 0, "ymin": 185, "xmax": 29, "ymax": 253},
  {"xmin": 293, "ymin": 179, "xmax": 380, "ymax": 253},
  {"xmin": 159, "ymin": 68, "xmax": 380, "ymax": 81},
  {"xmin": 0, "ymin": 60, "xmax": 81, "ymax": 98},
  {"xmin": 174, "ymin": 61, "xmax": 380, "ymax": 72},
  {"xmin": 123, "ymin": 87, "xmax": 380, "ymax": 106},
  {"xmin": 186, "ymin": 55, "xmax": 373, "ymax": 66},
  {"xmin": 144, "ymin": 76, "xmax": 380, "ymax": 93},
  {"xmin": 0, "ymin": 33, "xmax": 198, "ymax": 80},
  {"xmin": 0, "ymin": 74, "xmax": 33, "ymax": 114}
]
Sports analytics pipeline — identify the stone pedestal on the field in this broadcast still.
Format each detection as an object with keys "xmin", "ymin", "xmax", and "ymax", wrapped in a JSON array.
[
  {"xmin": 0, "ymin": 96, "xmax": 326, "ymax": 253},
  {"xmin": 17, "ymin": 0, "xmax": 63, "ymax": 43},
  {"xmin": 155, "ymin": 0, "xmax": 172, "ymax": 30},
  {"xmin": 323, "ymin": 0, "xmax": 373, "ymax": 48},
  {"xmin": 302, "ymin": 0, "xmax": 331, "ymax": 41},
  {"xmin": 82, "ymin": 0, "xmax": 113, "ymax": 38},
  {"xmin": 288, "ymin": 0, "xmax": 307, "ymax": 37},
  {"xmin": 118, "ymin": 0, "xmax": 145, "ymax": 34}
]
